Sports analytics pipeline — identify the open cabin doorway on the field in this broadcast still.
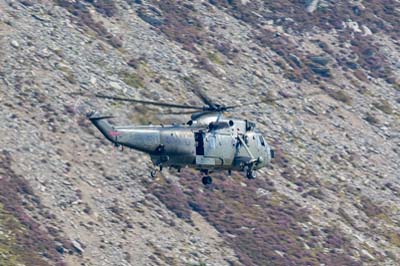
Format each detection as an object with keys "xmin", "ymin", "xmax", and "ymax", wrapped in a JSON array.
[{"xmin": 194, "ymin": 132, "xmax": 204, "ymax": 155}]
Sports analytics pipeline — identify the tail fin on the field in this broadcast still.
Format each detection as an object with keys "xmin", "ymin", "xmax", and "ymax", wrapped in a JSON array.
[{"xmin": 87, "ymin": 112, "xmax": 117, "ymax": 143}]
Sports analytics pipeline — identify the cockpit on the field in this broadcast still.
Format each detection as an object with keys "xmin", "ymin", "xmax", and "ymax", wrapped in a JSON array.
[
  {"xmin": 256, "ymin": 133, "xmax": 274, "ymax": 158},
  {"xmin": 245, "ymin": 120, "xmax": 256, "ymax": 131}
]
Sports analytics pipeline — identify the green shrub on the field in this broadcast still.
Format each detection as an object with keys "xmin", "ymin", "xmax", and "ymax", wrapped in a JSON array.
[
  {"xmin": 207, "ymin": 52, "xmax": 223, "ymax": 65},
  {"xmin": 327, "ymin": 90, "xmax": 352, "ymax": 104},
  {"xmin": 121, "ymin": 72, "xmax": 145, "ymax": 88},
  {"xmin": 373, "ymin": 101, "xmax": 393, "ymax": 114}
]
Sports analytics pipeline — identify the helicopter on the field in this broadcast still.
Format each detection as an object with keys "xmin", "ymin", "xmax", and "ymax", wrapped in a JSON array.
[{"xmin": 76, "ymin": 87, "xmax": 275, "ymax": 185}]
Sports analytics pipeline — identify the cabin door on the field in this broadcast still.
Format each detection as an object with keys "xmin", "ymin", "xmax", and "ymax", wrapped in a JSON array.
[{"xmin": 194, "ymin": 132, "xmax": 204, "ymax": 155}]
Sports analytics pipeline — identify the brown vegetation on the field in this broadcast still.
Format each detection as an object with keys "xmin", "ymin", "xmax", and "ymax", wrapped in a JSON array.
[
  {"xmin": 372, "ymin": 100, "xmax": 393, "ymax": 114},
  {"xmin": 147, "ymin": 170, "xmax": 360, "ymax": 266},
  {"xmin": 149, "ymin": 1, "xmax": 206, "ymax": 52},
  {"xmin": 209, "ymin": 0, "xmax": 396, "ymax": 82},
  {"xmin": 320, "ymin": 86, "xmax": 352, "ymax": 104},
  {"xmin": 348, "ymin": 37, "xmax": 392, "ymax": 80},
  {"xmin": 359, "ymin": 196, "xmax": 384, "ymax": 218},
  {"xmin": 254, "ymin": 29, "xmax": 327, "ymax": 83},
  {"xmin": 141, "ymin": 1, "xmax": 238, "ymax": 75},
  {"xmin": 54, "ymin": 0, "xmax": 122, "ymax": 48},
  {"xmin": 0, "ymin": 150, "xmax": 69, "ymax": 266},
  {"xmin": 209, "ymin": 0, "xmax": 400, "ymax": 39}
]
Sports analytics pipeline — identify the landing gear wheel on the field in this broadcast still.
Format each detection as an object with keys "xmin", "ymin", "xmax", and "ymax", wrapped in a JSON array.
[
  {"xmin": 202, "ymin": 176, "xmax": 212, "ymax": 185},
  {"xmin": 150, "ymin": 170, "xmax": 158, "ymax": 178},
  {"xmin": 246, "ymin": 170, "xmax": 256, "ymax": 179}
]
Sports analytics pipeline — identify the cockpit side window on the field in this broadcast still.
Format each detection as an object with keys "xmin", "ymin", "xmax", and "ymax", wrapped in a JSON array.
[{"xmin": 259, "ymin": 136, "xmax": 265, "ymax": 146}]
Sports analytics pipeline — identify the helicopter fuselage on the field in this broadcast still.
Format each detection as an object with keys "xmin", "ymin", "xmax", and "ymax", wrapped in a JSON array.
[{"xmin": 89, "ymin": 114, "xmax": 273, "ymax": 176}]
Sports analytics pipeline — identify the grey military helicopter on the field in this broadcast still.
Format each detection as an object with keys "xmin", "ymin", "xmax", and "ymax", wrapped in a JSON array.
[{"xmin": 78, "ymin": 88, "xmax": 275, "ymax": 185}]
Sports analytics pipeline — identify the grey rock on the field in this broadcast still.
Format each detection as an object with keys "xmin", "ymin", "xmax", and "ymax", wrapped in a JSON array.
[
  {"xmin": 289, "ymin": 54, "xmax": 302, "ymax": 68},
  {"xmin": 309, "ymin": 65, "xmax": 331, "ymax": 77},
  {"xmin": 137, "ymin": 5, "xmax": 164, "ymax": 27},
  {"xmin": 11, "ymin": 40, "xmax": 20, "ymax": 48},
  {"xmin": 109, "ymin": 81, "xmax": 122, "ymax": 90},
  {"xmin": 309, "ymin": 56, "xmax": 330, "ymax": 66},
  {"xmin": 306, "ymin": 0, "xmax": 320, "ymax": 13},
  {"xmin": 72, "ymin": 240, "xmax": 84, "ymax": 254}
]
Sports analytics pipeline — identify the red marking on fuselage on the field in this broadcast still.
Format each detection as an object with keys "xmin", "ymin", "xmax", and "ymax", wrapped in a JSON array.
[{"xmin": 109, "ymin": 131, "xmax": 122, "ymax": 137}]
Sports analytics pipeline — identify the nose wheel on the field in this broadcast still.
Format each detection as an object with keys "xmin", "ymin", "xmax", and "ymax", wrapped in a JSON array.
[
  {"xmin": 150, "ymin": 165, "xmax": 163, "ymax": 178},
  {"xmin": 150, "ymin": 169, "xmax": 158, "ymax": 178},
  {"xmin": 246, "ymin": 169, "xmax": 257, "ymax": 179},
  {"xmin": 202, "ymin": 175, "xmax": 212, "ymax": 185}
]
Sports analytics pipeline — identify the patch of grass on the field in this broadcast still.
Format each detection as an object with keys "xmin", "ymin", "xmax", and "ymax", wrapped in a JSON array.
[
  {"xmin": 57, "ymin": 64, "xmax": 76, "ymax": 84},
  {"xmin": 375, "ymin": 213, "xmax": 394, "ymax": 225},
  {"xmin": 385, "ymin": 250, "xmax": 397, "ymax": 261},
  {"xmin": 327, "ymin": 90, "xmax": 352, "ymax": 104},
  {"xmin": 197, "ymin": 56, "xmax": 220, "ymax": 77},
  {"xmin": 360, "ymin": 242, "xmax": 381, "ymax": 261},
  {"xmin": 388, "ymin": 232, "xmax": 400, "ymax": 247},
  {"xmin": 359, "ymin": 197, "xmax": 383, "ymax": 218},
  {"xmin": 147, "ymin": 241, "xmax": 180, "ymax": 265},
  {"xmin": 93, "ymin": 58, "xmax": 107, "ymax": 67},
  {"xmin": 302, "ymin": 188, "xmax": 325, "ymax": 200},
  {"xmin": 121, "ymin": 72, "xmax": 145, "ymax": 88},
  {"xmin": 207, "ymin": 52, "xmax": 223, "ymax": 65},
  {"xmin": 129, "ymin": 108, "xmax": 162, "ymax": 125},
  {"xmin": 373, "ymin": 100, "xmax": 393, "ymax": 114}
]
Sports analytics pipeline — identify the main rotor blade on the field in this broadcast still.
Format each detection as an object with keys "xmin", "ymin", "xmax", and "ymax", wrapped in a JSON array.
[
  {"xmin": 192, "ymin": 87, "xmax": 217, "ymax": 109},
  {"xmin": 184, "ymin": 77, "xmax": 217, "ymax": 109},
  {"xmin": 224, "ymin": 101, "xmax": 263, "ymax": 110},
  {"xmin": 224, "ymin": 91, "xmax": 325, "ymax": 110},
  {"xmin": 72, "ymin": 92, "xmax": 205, "ymax": 110},
  {"xmin": 159, "ymin": 110, "xmax": 201, "ymax": 115}
]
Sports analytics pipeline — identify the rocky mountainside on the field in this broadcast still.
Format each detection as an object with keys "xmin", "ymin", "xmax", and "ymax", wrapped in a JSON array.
[{"xmin": 0, "ymin": 0, "xmax": 399, "ymax": 265}]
